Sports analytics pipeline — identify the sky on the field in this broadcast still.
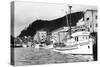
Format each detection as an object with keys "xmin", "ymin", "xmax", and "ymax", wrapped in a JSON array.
[{"xmin": 13, "ymin": 1, "xmax": 97, "ymax": 37}]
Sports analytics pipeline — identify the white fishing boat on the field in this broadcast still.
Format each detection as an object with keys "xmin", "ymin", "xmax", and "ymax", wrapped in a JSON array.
[{"xmin": 54, "ymin": 31, "xmax": 94, "ymax": 51}]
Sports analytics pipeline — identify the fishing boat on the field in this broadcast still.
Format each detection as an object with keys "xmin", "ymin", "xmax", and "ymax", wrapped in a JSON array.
[
  {"xmin": 52, "ymin": 5, "xmax": 94, "ymax": 54},
  {"xmin": 54, "ymin": 30, "xmax": 94, "ymax": 51}
]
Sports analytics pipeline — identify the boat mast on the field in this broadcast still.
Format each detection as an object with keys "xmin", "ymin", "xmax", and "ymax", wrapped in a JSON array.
[{"xmin": 68, "ymin": 5, "xmax": 72, "ymax": 38}]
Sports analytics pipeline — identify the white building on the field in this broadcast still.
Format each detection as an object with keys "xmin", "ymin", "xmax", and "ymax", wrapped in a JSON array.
[
  {"xmin": 51, "ymin": 27, "xmax": 69, "ymax": 43},
  {"xmin": 33, "ymin": 30, "xmax": 47, "ymax": 42},
  {"xmin": 84, "ymin": 9, "xmax": 98, "ymax": 32}
]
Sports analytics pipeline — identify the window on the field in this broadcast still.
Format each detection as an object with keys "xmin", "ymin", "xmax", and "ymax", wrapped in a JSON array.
[
  {"xmin": 83, "ymin": 37, "xmax": 84, "ymax": 39},
  {"xmin": 90, "ymin": 24, "xmax": 92, "ymax": 28},
  {"xmin": 87, "ymin": 17, "xmax": 89, "ymax": 21},
  {"xmin": 96, "ymin": 23, "xmax": 97, "ymax": 27},
  {"xmin": 75, "ymin": 37, "xmax": 78, "ymax": 41},
  {"xmin": 96, "ymin": 15, "xmax": 97, "ymax": 19},
  {"xmin": 82, "ymin": 29, "xmax": 85, "ymax": 31},
  {"xmin": 88, "ymin": 46, "xmax": 90, "ymax": 49},
  {"xmin": 88, "ymin": 28, "xmax": 90, "ymax": 32},
  {"xmin": 86, "ymin": 36, "xmax": 87, "ymax": 39}
]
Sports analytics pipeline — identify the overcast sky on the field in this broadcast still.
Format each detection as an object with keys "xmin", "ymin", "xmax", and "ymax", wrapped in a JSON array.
[{"xmin": 14, "ymin": 1, "xmax": 97, "ymax": 37}]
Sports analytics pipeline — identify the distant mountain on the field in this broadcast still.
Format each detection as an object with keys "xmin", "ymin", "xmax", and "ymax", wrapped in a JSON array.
[{"xmin": 18, "ymin": 12, "xmax": 84, "ymax": 38}]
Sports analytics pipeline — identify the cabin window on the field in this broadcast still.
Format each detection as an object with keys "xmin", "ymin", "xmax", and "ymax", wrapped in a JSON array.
[
  {"xmin": 86, "ymin": 36, "xmax": 87, "ymax": 39},
  {"xmin": 75, "ymin": 37, "xmax": 78, "ymax": 41},
  {"xmin": 88, "ymin": 28, "xmax": 90, "ymax": 31},
  {"xmin": 83, "ymin": 37, "xmax": 84, "ymax": 39},
  {"xmin": 77, "ymin": 37, "xmax": 78, "ymax": 41},
  {"xmin": 88, "ymin": 46, "xmax": 90, "ymax": 49},
  {"xmin": 75, "ymin": 37, "xmax": 77, "ymax": 41}
]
